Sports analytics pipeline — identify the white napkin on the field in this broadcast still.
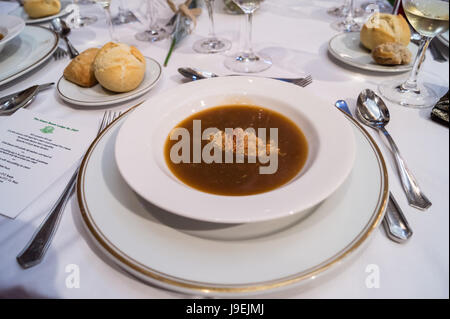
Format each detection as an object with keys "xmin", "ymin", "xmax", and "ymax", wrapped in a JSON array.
[{"xmin": 0, "ymin": 1, "xmax": 19, "ymax": 14}]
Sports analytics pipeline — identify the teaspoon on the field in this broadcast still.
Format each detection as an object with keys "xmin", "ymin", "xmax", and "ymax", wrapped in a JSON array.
[
  {"xmin": 356, "ymin": 89, "xmax": 432, "ymax": 211},
  {"xmin": 335, "ymin": 100, "xmax": 413, "ymax": 243}
]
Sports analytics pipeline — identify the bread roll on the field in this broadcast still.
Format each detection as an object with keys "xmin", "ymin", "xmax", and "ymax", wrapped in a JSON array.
[
  {"xmin": 360, "ymin": 13, "xmax": 411, "ymax": 51},
  {"xmin": 372, "ymin": 42, "xmax": 412, "ymax": 65},
  {"xmin": 64, "ymin": 48, "xmax": 100, "ymax": 88},
  {"xmin": 93, "ymin": 42, "xmax": 146, "ymax": 93},
  {"xmin": 24, "ymin": 0, "xmax": 61, "ymax": 19}
]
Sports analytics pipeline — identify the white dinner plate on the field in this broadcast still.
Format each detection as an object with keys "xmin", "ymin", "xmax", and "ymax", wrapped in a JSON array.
[
  {"xmin": 115, "ymin": 77, "xmax": 356, "ymax": 224},
  {"xmin": 437, "ymin": 31, "xmax": 449, "ymax": 47},
  {"xmin": 0, "ymin": 26, "xmax": 58, "ymax": 87},
  {"xmin": 328, "ymin": 32, "xmax": 419, "ymax": 73},
  {"xmin": 77, "ymin": 107, "xmax": 388, "ymax": 297},
  {"xmin": 0, "ymin": 15, "xmax": 25, "ymax": 54},
  {"xmin": 57, "ymin": 57, "xmax": 162, "ymax": 106},
  {"xmin": 10, "ymin": 0, "xmax": 73, "ymax": 25}
]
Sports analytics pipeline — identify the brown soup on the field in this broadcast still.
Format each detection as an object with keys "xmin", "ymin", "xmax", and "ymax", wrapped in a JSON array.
[
  {"xmin": 164, "ymin": 105, "xmax": 308, "ymax": 196},
  {"xmin": 0, "ymin": 34, "xmax": 4, "ymax": 41}
]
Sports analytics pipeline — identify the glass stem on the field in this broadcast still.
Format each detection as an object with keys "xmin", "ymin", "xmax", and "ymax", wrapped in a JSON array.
[
  {"xmin": 148, "ymin": 0, "xmax": 157, "ymax": 29},
  {"xmin": 119, "ymin": 0, "xmax": 126, "ymax": 13},
  {"xmin": 243, "ymin": 12, "xmax": 255, "ymax": 59},
  {"xmin": 206, "ymin": 0, "xmax": 217, "ymax": 38},
  {"xmin": 104, "ymin": 5, "xmax": 117, "ymax": 41},
  {"xmin": 345, "ymin": 0, "xmax": 355, "ymax": 23},
  {"xmin": 400, "ymin": 36, "xmax": 432, "ymax": 92}
]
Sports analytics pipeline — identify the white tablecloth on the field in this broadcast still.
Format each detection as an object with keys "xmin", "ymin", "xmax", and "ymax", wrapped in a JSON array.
[{"xmin": 0, "ymin": 0, "xmax": 448, "ymax": 299}]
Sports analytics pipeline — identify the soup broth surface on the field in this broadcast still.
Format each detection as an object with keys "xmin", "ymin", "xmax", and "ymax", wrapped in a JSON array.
[{"xmin": 164, "ymin": 105, "xmax": 308, "ymax": 196}]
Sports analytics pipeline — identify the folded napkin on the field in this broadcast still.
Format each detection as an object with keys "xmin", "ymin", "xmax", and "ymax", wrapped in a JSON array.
[{"xmin": 431, "ymin": 91, "xmax": 449, "ymax": 127}]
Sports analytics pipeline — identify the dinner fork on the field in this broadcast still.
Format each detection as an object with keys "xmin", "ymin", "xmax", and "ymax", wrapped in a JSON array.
[
  {"xmin": 53, "ymin": 47, "xmax": 68, "ymax": 60},
  {"xmin": 17, "ymin": 111, "xmax": 122, "ymax": 269}
]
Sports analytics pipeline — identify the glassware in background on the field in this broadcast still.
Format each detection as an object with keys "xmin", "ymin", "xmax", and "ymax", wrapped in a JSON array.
[
  {"xmin": 193, "ymin": 0, "xmax": 231, "ymax": 53},
  {"xmin": 379, "ymin": 0, "xmax": 449, "ymax": 108},
  {"xmin": 71, "ymin": 0, "xmax": 98, "ymax": 27},
  {"xmin": 224, "ymin": 0, "xmax": 272, "ymax": 73},
  {"xmin": 360, "ymin": 0, "xmax": 393, "ymax": 13},
  {"xmin": 331, "ymin": 0, "xmax": 362, "ymax": 32},
  {"xmin": 95, "ymin": 0, "xmax": 118, "ymax": 41},
  {"xmin": 328, "ymin": 0, "xmax": 363, "ymax": 17},
  {"xmin": 223, "ymin": 0, "xmax": 244, "ymax": 14},
  {"xmin": 112, "ymin": 0, "xmax": 138, "ymax": 25},
  {"xmin": 135, "ymin": 0, "xmax": 168, "ymax": 42}
]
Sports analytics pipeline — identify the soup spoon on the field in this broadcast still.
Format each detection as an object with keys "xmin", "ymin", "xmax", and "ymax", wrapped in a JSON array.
[
  {"xmin": 335, "ymin": 100, "xmax": 412, "ymax": 243},
  {"xmin": 356, "ymin": 89, "xmax": 432, "ymax": 211}
]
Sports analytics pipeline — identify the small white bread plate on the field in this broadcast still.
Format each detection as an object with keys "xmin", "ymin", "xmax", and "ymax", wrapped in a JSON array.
[
  {"xmin": 57, "ymin": 57, "xmax": 162, "ymax": 106},
  {"xmin": 328, "ymin": 32, "xmax": 419, "ymax": 73},
  {"xmin": 0, "ymin": 15, "xmax": 25, "ymax": 54},
  {"xmin": 11, "ymin": 0, "xmax": 73, "ymax": 25},
  {"xmin": 77, "ymin": 107, "xmax": 388, "ymax": 297},
  {"xmin": 115, "ymin": 77, "xmax": 356, "ymax": 224},
  {"xmin": 0, "ymin": 26, "xmax": 58, "ymax": 87}
]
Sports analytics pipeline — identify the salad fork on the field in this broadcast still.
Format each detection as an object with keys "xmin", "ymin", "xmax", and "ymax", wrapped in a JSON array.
[
  {"xmin": 17, "ymin": 111, "xmax": 122, "ymax": 269},
  {"xmin": 53, "ymin": 47, "xmax": 68, "ymax": 60}
]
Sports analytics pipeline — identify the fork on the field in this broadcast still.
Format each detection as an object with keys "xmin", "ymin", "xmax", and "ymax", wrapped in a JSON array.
[
  {"xmin": 53, "ymin": 47, "xmax": 68, "ymax": 60},
  {"xmin": 17, "ymin": 111, "xmax": 122, "ymax": 269}
]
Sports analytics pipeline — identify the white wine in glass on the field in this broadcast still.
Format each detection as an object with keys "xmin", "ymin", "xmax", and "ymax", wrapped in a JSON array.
[
  {"xmin": 224, "ymin": 0, "xmax": 272, "ymax": 73},
  {"xmin": 379, "ymin": 0, "xmax": 449, "ymax": 108}
]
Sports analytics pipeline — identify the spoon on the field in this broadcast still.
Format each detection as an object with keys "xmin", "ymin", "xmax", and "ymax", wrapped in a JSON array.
[
  {"xmin": 335, "ymin": 100, "xmax": 413, "ymax": 243},
  {"xmin": 0, "ymin": 83, "xmax": 54, "ymax": 115},
  {"xmin": 356, "ymin": 89, "xmax": 432, "ymax": 211},
  {"xmin": 51, "ymin": 18, "xmax": 79, "ymax": 59}
]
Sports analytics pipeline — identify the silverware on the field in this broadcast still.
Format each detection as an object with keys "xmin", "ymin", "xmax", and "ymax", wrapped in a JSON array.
[
  {"xmin": 178, "ymin": 67, "xmax": 313, "ymax": 88},
  {"xmin": 356, "ymin": 89, "xmax": 432, "ymax": 210},
  {"xmin": 17, "ymin": 111, "xmax": 121, "ymax": 269},
  {"xmin": 335, "ymin": 100, "xmax": 413, "ymax": 243},
  {"xmin": 51, "ymin": 18, "xmax": 79, "ymax": 59},
  {"xmin": 53, "ymin": 47, "xmax": 68, "ymax": 60},
  {"xmin": 0, "ymin": 83, "xmax": 54, "ymax": 115}
]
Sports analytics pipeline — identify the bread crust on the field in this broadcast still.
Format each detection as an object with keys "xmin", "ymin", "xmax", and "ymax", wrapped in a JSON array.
[
  {"xmin": 63, "ymin": 48, "xmax": 100, "ymax": 88},
  {"xmin": 23, "ymin": 0, "xmax": 61, "ymax": 19},
  {"xmin": 93, "ymin": 42, "xmax": 146, "ymax": 93},
  {"xmin": 372, "ymin": 42, "xmax": 412, "ymax": 65},
  {"xmin": 360, "ymin": 13, "xmax": 411, "ymax": 51}
]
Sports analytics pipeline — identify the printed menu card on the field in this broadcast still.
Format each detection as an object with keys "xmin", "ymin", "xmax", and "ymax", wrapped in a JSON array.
[{"xmin": 0, "ymin": 109, "xmax": 94, "ymax": 218}]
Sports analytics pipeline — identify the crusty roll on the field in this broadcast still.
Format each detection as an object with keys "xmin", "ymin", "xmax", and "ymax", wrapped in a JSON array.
[
  {"xmin": 23, "ymin": 0, "xmax": 61, "ymax": 19},
  {"xmin": 63, "ymin": 48, "xmax": 100, "ymax": 88},
  {"xmin": 360, "ymin": 13, "xmax": 411, "ymax": 51},
  {"xmin": 372, "ymin": 42, "xmax": 412, "ymax": 65},
  {"xmin": 93, "ymin": 42, "xmax": 146, "ymax": 93}
]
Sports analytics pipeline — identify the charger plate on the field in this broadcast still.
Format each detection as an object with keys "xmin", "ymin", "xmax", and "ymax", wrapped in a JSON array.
[{"xmin": 77, "ymin": 107, "xmax": 388, "ymax": 297}]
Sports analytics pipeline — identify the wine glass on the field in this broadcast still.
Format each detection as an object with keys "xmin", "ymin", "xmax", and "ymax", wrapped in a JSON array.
[
  {"xmin": 379, "ymin": 0, "xmax": 449, "ymax": 108},
  {"xmin": 331, "ymin": 0, "xmax": 362, "ymax": 32},
  {"xmin": 360, "ymin": 0, "xmax": 393, "ymax": 13},
  {"xmin": 94, "ymin": 0, "xmax": 118, "ymax": 41},
  {"xmin": 71, "ymin": 0, "xmax": 98, "ymax": 27},
  {"xmin": 193, "ymin": 0, "xmax": 231, "ymax": 54},
  {"xmin": 112, "ymin": 0, "xmax": 138, "ymax": 25},
  {"xmin": 224, "ymin": 0, "xmax": 272, "ymax": 73},
  {"xmin": 328, "ymin": 0, "xmax": 363, "ymax": 17},
  {"xmin": 135, "ymin": 0, "xmax": 168, "ymax": 42}
]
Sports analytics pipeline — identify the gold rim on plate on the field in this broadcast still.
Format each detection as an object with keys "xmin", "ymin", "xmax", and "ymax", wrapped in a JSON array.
[
  {"xmin": 0, "ymin": 26, "xmax": 58, "ymax": 87},
  {"xmin": 76, "ymin": 104, "xmax": 389, "ymax": 294}
]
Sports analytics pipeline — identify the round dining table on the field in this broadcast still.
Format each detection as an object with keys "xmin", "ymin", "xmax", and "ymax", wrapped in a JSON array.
[{"xmin": 0, "ymin": 0, "xmax": 448, "ymax": 298}]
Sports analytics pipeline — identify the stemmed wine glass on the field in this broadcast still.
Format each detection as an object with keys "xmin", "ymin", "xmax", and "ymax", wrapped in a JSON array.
[
  {"xmin": 224, "ymin": 0, "xmax": 272, "ymax": 73},
  {"xmin": 95, "ymin": 0, "xmax": 118, "ymax": 41},
  {"xmin": 193, "ymin": 0, "xmax": 231, "ymax": 54},
  {"xmin": 328, "ymin": 0, "xmax": 363, "ymax": 17},
  {"xmin": 379, "ymin": 0, "xmax": 449, "ymax": 108},
  {"xmin": 135, "ymin": 0, "xmax": 168, "ymax": 42},
  {"xmin": 331, "ymin": 0, "xmax": 362, "ymax": 32},
  {"xmin": 71, "ymin": 0, "xmax": 98, "ymax": 27},
  {"xmin": 112, "ymin": 0, "xmax": 138, "ymax": 25}
]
